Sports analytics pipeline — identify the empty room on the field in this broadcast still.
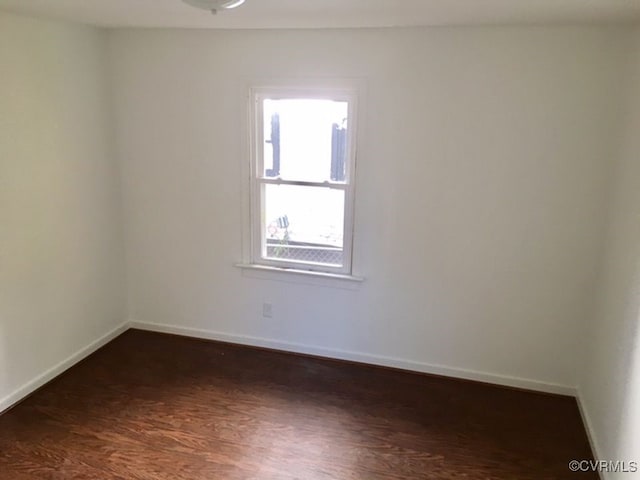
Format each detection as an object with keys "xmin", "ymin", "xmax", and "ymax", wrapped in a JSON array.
[{"xmin": 1, "ymin": 0, "xmax": 639, "ymax": 478}]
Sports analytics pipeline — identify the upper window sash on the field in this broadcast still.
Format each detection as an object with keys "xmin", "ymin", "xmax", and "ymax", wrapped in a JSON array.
[{"xmin": 252, "ymin": 88, "xmax": 357, "ymax": 184}]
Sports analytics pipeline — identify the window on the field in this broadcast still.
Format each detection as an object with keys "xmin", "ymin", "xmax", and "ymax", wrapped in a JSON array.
[{"xmin": 248, "ymin": 87, "xmax": 358, "ymax": 275}]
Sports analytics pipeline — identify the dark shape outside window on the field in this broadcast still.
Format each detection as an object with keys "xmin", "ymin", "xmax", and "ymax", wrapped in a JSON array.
[
  {"xmin": 331, "ymin": 121, "xmax": 347, "ymax": 182},
  {"xmin": 265, "ymin": 113, "xmax": 280, "ymax": 177}
]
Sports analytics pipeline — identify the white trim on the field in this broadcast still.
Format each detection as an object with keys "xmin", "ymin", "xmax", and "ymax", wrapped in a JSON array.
[
  {"xmin": 0, "ymin": 321, "xmax": 129, "ymax": 414},
  {"xmin": 129, "ymin": 320, "xmax": 576, "ymax": 396},
  {"xmin": 0, "ymin": 319, "xmax": 580, "ymax": 419},
  {"xmin": 258, "ymin": 178, "xmax": 348, "ymax": 189},
  {"xmin": 236, "ymin": 262, "xmax": 364, "ymax": 281},
  {"xmin": 576, "ymin": 387, "xmax": 605, "ymax": 476}
]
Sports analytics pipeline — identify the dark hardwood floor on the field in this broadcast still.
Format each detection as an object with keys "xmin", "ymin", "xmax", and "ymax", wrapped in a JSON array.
[{"xmin": 0, "ymin": 329, "xmax": 595, "ymax": 479}]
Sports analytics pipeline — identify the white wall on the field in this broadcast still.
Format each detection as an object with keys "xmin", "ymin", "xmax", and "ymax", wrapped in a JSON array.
[
  {"xmin": 111, "ymin": 26, "xmax": 628, "ymax": 393},
  {"xmin": 0, "ymin": 13, "xmax": 126, "ymax": 410},
  {"xmin": 580, "ymin": 29, "xmax": 640, "ymax": 473}
]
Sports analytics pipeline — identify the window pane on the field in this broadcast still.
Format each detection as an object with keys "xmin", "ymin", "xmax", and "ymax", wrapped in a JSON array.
[
  {"xmin": 263, "ymin": 184, "xmax": 344, "ymax": 266},
  {"xmin": 262, "ymin": 99, "xmax": 348, "ymax": 182}
]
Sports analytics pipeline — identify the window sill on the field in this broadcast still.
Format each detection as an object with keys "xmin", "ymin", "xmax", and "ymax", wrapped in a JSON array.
[{"xmin": 235, "ymin": 263, "xmax": 364, "ymax": 287}]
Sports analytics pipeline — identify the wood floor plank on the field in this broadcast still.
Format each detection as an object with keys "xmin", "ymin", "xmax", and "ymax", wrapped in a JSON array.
[{"xmin": 0, "ymin": 329, "xmax": 595, "ymax": 479}]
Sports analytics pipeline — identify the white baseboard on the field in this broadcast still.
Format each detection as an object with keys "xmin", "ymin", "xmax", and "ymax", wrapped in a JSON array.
[
  {"xmin": 0, "ymin": 321, "xmax": 129, "ymax": 414},
  {"xmin": 129, "ymin": 320, "xmax": 576, "ymax": 396},
  {"xmin": 0, "ymin": 319, "xmax": 577, "ymax": 417},
  {"xmin": 576, "ymin": 387, "xmax": 605, "ymax": 476}
]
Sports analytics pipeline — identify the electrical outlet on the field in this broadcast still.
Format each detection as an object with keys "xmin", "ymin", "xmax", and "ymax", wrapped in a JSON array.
[{"xmin": 262, "ymin": 302, "xmax": 273, "ymax": 318}]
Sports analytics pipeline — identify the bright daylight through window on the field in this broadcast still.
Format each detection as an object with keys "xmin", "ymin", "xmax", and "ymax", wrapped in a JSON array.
[{"xmin": 249, "ymin": 88, "xmax": 357, "ymax": 275}]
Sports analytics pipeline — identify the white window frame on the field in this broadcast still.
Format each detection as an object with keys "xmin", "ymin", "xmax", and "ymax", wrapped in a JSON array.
[{"xmin": 248, "ymin": 86, "xmax": 358, "ymax": 276}]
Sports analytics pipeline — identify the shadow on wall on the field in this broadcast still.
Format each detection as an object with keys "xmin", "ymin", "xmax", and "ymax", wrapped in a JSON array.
[
  {"xmin": 0, "ymin": 325, "xmax": 6, "ymax": 408},
  {"xmin": 615, "ymin": 261, "xmax": 640, "ymax": 460}
]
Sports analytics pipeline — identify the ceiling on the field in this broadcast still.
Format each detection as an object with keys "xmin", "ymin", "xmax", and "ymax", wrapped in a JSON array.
[{"xmin": 1, "ymin": 0, "xmax": 640, "ymax": 29}]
